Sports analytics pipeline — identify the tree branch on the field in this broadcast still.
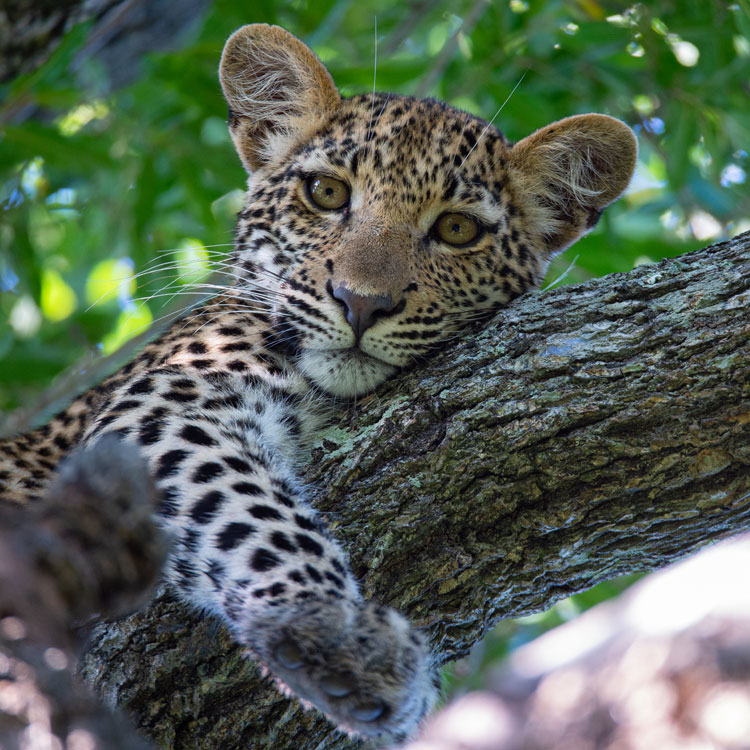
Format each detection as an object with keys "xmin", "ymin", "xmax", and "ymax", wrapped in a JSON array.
[{"xmin": 78, "ymin": 232, "xmax": 750, "ymax": 749}]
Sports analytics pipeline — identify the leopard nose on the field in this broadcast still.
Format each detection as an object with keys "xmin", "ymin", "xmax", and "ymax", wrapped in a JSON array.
[{"xmin": 329, "ymin": 283, "xmax": 396, "ymax": 339}]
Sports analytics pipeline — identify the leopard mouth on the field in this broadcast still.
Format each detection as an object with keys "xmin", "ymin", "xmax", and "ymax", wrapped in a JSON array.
[
  {"xmin": 333, "ymin": 346, "xmax": 394, "ymax": 366},
  {"xmin": 295, "ymin": 347, "xmax": 398, "ymax": 398},
  {"xmin": 268, "ymin": 330, "xmax": 392, "ymax": 367},
  {"xmin": 264, "ymin": 314, "xmax": 400, "ymax": 397}
]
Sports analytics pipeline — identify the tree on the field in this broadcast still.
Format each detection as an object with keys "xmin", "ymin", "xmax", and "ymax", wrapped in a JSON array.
[
  {"xmin": 0, "ymin": 0, "xmax": 209, "ymax": 90},
  {"xmin": 76, "ymin": 230, "xmax": 749, "ymax": 749}
]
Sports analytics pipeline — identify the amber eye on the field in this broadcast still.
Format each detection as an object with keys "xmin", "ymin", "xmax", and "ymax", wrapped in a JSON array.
[
  {"xmin": 307, "ymin": 175, "xmax": 350, "ymax": 210},
  {"xmin": 434, "ymin": 212, "xmax": 481, "ymax": 247}
]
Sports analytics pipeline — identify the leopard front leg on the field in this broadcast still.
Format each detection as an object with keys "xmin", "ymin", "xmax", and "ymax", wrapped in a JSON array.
[{"xmin": 84, "ymin": 367, "xmax": 438, "ymax": 742}]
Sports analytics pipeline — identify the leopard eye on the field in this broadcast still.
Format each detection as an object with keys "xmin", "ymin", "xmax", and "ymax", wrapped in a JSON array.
[
  {"xmin": 434, "ymin": 212, "xmax": 481, "ymax": 247},
  {"xmin": 307, "ymin": 175, "xmax": 350, "ymax": 211}
]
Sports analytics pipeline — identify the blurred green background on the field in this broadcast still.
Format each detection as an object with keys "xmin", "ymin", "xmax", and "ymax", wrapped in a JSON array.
[{"xmin": 0, "ymin": 0, "xmax": 748, "ymax": 697}]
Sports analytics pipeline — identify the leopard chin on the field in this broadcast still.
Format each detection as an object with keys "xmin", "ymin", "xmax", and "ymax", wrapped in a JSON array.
[{"xmin": 297, "ymin": 348, "xmax": 397, "ymax": 398}]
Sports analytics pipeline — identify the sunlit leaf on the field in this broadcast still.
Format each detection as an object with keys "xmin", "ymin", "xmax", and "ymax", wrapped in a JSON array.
[
  {"xmin": 85, "ymin": 258, "xmax": 136, "ymax": 307},
  {"xmin": 174, "ymin": 238, "xmax": 211, "ymax": 285},
  {"xmin": 40, "ymin": 269, "xmax": 77, "ymax": 322},
  {"xmin": 101, "ymin": 304, "xmax": 153, "ymax": 354}
]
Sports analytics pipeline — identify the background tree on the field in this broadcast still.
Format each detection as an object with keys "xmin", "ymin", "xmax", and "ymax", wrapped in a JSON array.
[{"xmin": 0, "ymin": 0, "xmax": 209, "ymax": 89}]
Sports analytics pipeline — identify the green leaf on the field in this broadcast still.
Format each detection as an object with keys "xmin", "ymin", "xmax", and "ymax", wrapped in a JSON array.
[
  {"xmin": 664, "ymin": 100, "xmax": 698, "ymax": 191},
  {"xmin": 2, "ymin": 124, "xmax": 111, "ymax": 171}
]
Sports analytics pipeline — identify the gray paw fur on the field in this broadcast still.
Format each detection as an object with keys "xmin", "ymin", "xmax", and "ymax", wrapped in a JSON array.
[{"xmin": 245, "ymin": 598, "xmax": 439, "ymax": 743}]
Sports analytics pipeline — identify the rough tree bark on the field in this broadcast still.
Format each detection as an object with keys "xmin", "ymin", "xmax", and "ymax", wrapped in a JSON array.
[{"xmin": 77, "ymin": 232, "xmax": 749, "ymax": 749}]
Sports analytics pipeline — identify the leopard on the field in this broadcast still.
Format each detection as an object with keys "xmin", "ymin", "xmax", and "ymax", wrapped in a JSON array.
[{"xmin": 0, "ymin": 23, "xmax": 637, "ymax": 746}]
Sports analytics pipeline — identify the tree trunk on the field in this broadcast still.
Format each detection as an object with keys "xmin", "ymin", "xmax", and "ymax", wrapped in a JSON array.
[
  {"xmin": 1, "ymin": 0, "xmax": 208, "ymax": 94},
  {"xmin": 78, "ymin": 232, "xmax": 750, "ymax": 749}
]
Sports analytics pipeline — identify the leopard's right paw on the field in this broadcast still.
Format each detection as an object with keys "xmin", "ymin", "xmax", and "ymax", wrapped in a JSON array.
[{"xmin": 246, "ymin": 599, "xmax": 439, "ymax": 743}]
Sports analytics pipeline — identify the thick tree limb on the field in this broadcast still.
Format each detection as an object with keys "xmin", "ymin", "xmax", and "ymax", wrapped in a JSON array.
[{"xmin": 78, "ymin": 232, "xmax": 750, "ymax": 749}]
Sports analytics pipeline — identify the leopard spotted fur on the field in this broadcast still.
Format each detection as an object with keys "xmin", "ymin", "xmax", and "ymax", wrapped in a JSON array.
[{"xmin": 0, "ymin": 24, "xmax": 637, "ymax": 744}]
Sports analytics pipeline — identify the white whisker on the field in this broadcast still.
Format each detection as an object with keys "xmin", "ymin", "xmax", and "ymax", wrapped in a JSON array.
[
  {"xmin": 460, "ymin": 70, "xmax": 527, "ymax": 168},
  {"xmin": 372, "ymin": 93, "xmax": 391, "ymax": 132},
  {"xmin": 153, "ymin": 243, "xmax": 235, "ymax": 255},
  {"xmin": 541, "ymin": 254, "xmax": 579, "ymax": 292},
  {"xmin": 367, "ymin": 17, "xmax": 378, "ymax": 141}
]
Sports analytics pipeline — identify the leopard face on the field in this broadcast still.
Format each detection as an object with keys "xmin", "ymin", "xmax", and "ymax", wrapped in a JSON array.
[
  {"xmin": 221, "ymin": 25, "xmax": 637, "ymax": 398},
  {"xmin": 233, "ymin": 96, "xmax": 531, "ymax": 397}
]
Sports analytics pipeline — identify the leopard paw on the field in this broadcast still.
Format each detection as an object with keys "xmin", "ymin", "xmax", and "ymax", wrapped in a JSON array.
[{"xmin": 245, "ymin": 598, "xmax": 438, "ymax": 742}]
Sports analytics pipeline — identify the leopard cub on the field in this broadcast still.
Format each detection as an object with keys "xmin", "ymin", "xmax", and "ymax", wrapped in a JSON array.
[{"xmin": 0, "ymin": 23, "xmax": 636, "ymax": 744}]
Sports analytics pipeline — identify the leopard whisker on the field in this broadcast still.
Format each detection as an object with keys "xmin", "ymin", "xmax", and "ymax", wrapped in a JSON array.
[
  {"xmin": 153, "ymin": 242, "xmax": 236, "ymax": 255},
  {"xmin": 459, "ymin": 70, "xmax": 526, "ymax": 168},
  {"xmin": 372, "ymin": 93, "xmax": 391, "ymax": 132},
  {"xmin": 367, "ymin": 17, "xmax": 378, "ymax": 141},
  {"xmin": 183, "ymin": 306, "xmax": 282, "ymax": 335}
]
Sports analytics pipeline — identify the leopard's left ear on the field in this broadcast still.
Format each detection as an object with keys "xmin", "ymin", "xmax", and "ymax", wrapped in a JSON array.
[
  {"xmin": 509, "ymin": 114, "xmax": 637, "ymax": 258},
  {"xmin": 220, "ymin": 24, "xmax": 341, "ymax": 172}
]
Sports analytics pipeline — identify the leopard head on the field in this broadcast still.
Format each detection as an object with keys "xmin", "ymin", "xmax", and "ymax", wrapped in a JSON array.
[{"xmin": 220, "ymin": 24, "xmax": 637, "ymax": 398}]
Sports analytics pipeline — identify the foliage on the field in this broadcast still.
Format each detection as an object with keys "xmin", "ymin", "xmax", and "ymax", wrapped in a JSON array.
[{"xmin": 0, "ymin": 0, "xmax": 748, "ymax": 415}]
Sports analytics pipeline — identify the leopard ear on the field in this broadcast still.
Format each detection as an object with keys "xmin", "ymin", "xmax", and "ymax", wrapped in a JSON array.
[
  {"xmin": 219, "ymin": 24, "xmax": 341, "ymax": 172},
  {"xmin": 509, "ymin": 114, "xmax": 637, "ymax": 258}
]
